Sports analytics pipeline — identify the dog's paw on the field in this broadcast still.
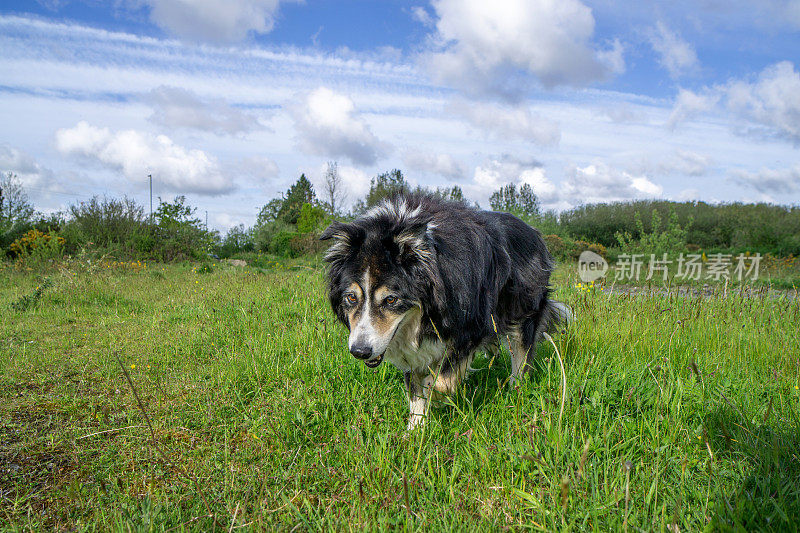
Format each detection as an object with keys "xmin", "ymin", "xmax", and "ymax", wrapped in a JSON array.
[{"xmin": 406, "ymin": 414, "xmax": 425, "ymax": 432}]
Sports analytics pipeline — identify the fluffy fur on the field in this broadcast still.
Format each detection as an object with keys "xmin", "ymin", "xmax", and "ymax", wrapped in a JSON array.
[{"xmin": 321, "ymin": 192, "xmax": 569, "ymax": 429}]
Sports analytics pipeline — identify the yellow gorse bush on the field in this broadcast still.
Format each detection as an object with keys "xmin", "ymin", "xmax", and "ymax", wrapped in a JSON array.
[{"xmin": 9, "ymin": 229, "xmax": 65, "ymax": 256}]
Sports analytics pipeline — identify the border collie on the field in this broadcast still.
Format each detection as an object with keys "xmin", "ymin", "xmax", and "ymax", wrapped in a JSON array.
[{"xmin": 321, "ymin": 193, "xmax": 569, "ymax": 429}]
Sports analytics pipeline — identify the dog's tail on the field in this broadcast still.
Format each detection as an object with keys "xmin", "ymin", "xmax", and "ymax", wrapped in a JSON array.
[{"xmin": 546, "ymin": 300, "xmax": 572, "ymax": 333}]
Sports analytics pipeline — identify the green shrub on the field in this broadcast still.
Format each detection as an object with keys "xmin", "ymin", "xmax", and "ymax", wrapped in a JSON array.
[
  {"xmin": 271, "ymin": 230, "xmax": 301, "ymax": 257},
  {"xmin": 217, "ymin": 224, "xmax": 255, "ymax": 258},
  {"xmin": 560, "ymin": 200, "xmax": 800, "ymax": 255},
  {"xmin": 151, "ymin": 196, "xmax": 218, "ymax": 261},
  {"xmin": 544, "ymin": 234, "xmax": 606, "ymax": 261},
  {"xmin": 297, "ymin": 203, "xmax": 328, "ymax": 234},
  {"xmin": 614, "ymin": 209, "xmax": 689, "ymax": 256},
  {"xmin": 289, "ymin": 232, "xmax": 326, "ymax": 256},
  {"xmin": 254, "ymin": 219, "xmax": 294, "ymax": 253},
  {"xmin": 67, "ymin": 196, "xmax": 147, "ymax": 251}
]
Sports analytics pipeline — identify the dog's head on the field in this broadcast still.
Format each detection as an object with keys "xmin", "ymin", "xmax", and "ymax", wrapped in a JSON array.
[{"xmin": 320, "ymin": 202, "xmax": 441, "ymax": 368}]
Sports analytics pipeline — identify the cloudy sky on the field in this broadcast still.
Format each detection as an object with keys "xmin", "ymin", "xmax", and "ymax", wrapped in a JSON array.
[{"xmin": 1, "ymin": 1, "xmax": 799, "ymax": 231}]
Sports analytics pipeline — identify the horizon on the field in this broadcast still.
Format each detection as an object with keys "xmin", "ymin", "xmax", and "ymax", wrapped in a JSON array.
[{"xmin": 2, "ymin": 1, "xmax": 800, "ymax": 232}]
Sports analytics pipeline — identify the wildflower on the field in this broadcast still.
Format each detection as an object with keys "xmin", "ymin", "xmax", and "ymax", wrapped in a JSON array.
[{"xmin": 130, "ymin": 364, "xmax": 136, "ymax": 369}]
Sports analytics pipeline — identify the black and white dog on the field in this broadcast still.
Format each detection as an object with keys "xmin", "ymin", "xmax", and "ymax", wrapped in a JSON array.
[{"xmin": 321, "ymin": 193, "xmax": 569, "ymax": 429}]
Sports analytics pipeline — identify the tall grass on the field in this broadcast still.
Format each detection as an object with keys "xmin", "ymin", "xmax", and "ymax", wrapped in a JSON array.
[{"xmin": 1, "ymin": 261, "xmax": 798, "ymax": 530}]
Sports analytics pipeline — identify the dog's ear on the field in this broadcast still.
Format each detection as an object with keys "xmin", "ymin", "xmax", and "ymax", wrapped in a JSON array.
[
  {"xmin": 394, "ymin": 221, "xmax": 435, "ymax": 265},
  {"xmin": 394, "ymin": 221, "xmax": 445, "ymax": 312},
  {"xmin": 319, "ymin": 221, "xmax": 350, "ymax": 241},
  {"xmin": 320, "ymin": 221, "xmax": 363, "ymax": 263}
]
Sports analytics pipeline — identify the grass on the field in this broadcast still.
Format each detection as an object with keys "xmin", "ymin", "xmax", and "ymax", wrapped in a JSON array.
[{"xmin": 1, "ymin": 258, "xmax": 799, "ymax": 531}]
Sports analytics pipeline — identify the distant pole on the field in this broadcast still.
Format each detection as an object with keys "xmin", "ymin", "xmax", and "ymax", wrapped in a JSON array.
[
  {"xmin": 149, "ymin": 174, "xmax": 153, "ymax": 221},
  {"xmin": 205, "ymin": 210, "xmax": 208, "ymax": 228}
]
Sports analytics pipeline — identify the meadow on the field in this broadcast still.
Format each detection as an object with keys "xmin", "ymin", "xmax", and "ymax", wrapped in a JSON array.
[{"xmin": 1, "ymin": 258, "xmax": 799, "ymax": 531}]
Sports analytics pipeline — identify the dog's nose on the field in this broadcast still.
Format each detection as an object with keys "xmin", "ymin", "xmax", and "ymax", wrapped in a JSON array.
[{"xmin": 350, "ymin": 345, "xmax": 373, "ymax": 359}]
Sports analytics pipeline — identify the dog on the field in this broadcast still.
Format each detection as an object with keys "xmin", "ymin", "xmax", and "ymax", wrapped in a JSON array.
[{"xmin": 321, "ymin": 192, "xmax": 570, "ymax": 429}]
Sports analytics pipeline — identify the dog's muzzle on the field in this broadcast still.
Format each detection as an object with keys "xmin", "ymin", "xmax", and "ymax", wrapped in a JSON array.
[
  {"xmin": 363, "ymin": 353, "xmax": 384, "ymax": 368},
  {"xmin": 350, "ymin": 344, "xmax": 384, "ymax": 368}
]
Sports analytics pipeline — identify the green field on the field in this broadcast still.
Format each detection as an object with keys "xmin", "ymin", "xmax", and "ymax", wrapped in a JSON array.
[{"xmin": 1, "ymin": 259, "xmax": 799, "ymax": 531}]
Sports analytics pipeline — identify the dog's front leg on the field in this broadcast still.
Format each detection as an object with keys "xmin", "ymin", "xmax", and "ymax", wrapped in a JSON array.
[{"xmin": 404, "ymin": 371, "xmax": 432, "ymax": 430}]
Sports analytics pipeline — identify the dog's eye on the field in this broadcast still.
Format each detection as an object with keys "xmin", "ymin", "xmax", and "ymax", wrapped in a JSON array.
[
  {"xmin": 384, "ymin": 295, "xmax": 397, "ymax": 305},
  {"xmin": 345, "ymin": 294, "xmax": 357, "ymax": 305}
]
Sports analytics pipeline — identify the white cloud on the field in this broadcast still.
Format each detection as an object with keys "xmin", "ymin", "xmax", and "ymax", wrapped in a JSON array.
[
  {"xmin": 55, "ymin": 121, "xmax": 234, "ymax": 195},
  {"xmin": 469, "ymin": 158, "xmax": 663, "ymax": 209},
  {"xmin": 676, "ymin": 188, "xmax": 701, "ymax": 201},
  {"xmin": 726, "ymin": 61, "xmax": 800, "ymax": 143},
  {"xmin": 669, "ymin": 150, "xmax": 711, "ymax": 176},
  {"xmin": 667, "ymin": 62, "xmax": 800, "ymax": 143},
  {"xmin": 648, "ymin": 21, "xmax": 699, "ymax": 79},
  {"xmin": 596, "ymin": 105, "xmax": 642, "ymax": 123},
  {"xmin": 146, "ymin": 85, "xmax": 262, "ymax": 135},
  {"xmin": 449, "ymin": 101, "xmax": 560, "ymax": 145},
  {"xmin": 624, "ymin": 149, "xmax": 712, "ymax": 177},
  {"xmin": 337, "ymin": 165, "xmax": 370, "ymax": 204},
  {"xmin": 667, "ymin": 88, "xmax": 719, "ymax": 128},
  {"xmin": 402, "ymin": 149, "xmax": 465, "ymax": 180},
  {"xmin": 468, "ymin": 154, "xmax": 566, "ymax": 209},
  {"xmin": 237, "ymin": 155, "xmax": 280, "ymax": 182},
  {"xmin": 410, "ymin": 6, "xmax": 434, "ymax": 27},
  {"xmin": 143, "ymin": 0, "xmax": 300, "ymax": 43},
  {"xmin": 472, "ymin": 154, "xmax": 547, "ymax": 190},
  {"xmin": 731, "ymin": 164, "xmax": 800, "ymax": 194},
  {"xmin": 519, "ymin": 166, "xmax": 558, "ymax": 202},
  {"xmin": 561, "ymin": 163, "xmax": 663, "ymax": 204},
  {"xmin": 0, "ymin": 145, "xmax": 55, "ymax": 188},
  {"xmin": 423, "ymin": 0, "xmax": 624, "ymax": 100},
  {"xmin": 288, "ymin": 87, "xmax": 390, "ymax": 166}
]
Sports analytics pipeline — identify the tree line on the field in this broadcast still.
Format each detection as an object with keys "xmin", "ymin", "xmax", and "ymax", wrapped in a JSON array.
[{"xmin": 3, "ymin": 166, "xmax": 799, "ymax": 265}]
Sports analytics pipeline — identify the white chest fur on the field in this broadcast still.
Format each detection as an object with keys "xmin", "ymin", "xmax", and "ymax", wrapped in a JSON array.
[{"xmin": 384, "ymin": 337, "xmax": 444, "ymax": 374}]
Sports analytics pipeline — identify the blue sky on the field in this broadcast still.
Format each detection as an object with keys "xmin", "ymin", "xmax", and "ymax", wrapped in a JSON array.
[{"xmin": 1, "ymin": 0, "xmax": 799, "ymax": 230}]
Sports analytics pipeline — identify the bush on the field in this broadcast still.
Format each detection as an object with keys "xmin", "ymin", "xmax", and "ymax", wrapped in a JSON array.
[
  {"xmin": 559, "ymin": 200, "xmax": 800, "ymax": 256},
  {"xmin": 67, "ymin": 196, "xmax": 147, "ymax": 252},
  {"xmin": 543, "ymin": 234, "xmax": 606, "ymax": 261},
  {"xmin": 216, "ymin": 224, "xmax": 255, "ymax": 259},
  {"xmin": 297, "ymin": 203, "xmax": 328, "ymax": 234},
  {"xmin": 10, "ymin": 229, "xmax": 65, "ymax": 267},
  {"xmin": 289, "ymin": 232, "xmax": 326, "ymax": 256},
  {"xmin": 151, "ymin": 196, "xmax": 218, "ymax": 261},
  {"xmin": 271, "ymin": 230, "xmax": 301, "ymax": 257},
  {"xmin": 614, "ymin": 209, "xmax": 689, "ymax": 256},
  {"xmin": 254, "ymin": 219, "xmax": 294, "ymax": 253},
  {"xmin": 10, "ymin": 229, "xmax": 65, "ymax": 257}
]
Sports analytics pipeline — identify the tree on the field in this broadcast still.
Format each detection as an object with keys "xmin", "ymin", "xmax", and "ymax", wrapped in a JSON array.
[
  {"xmin": 433, "ymin": 185, "xmax": 466, "ymax": 203},
  {"xmin": 489, "ymin": 183, "xmax": 540, "ymax": 218},
  {"xmin": 155, "ymin": 195, "xmax": 200, "ymax": 227},
  {"xmin": 218, "ymin": 224, "xmax": 254, "ymax": 257},
  {"xmin": 256, "ymin": 198, "xmax": 283, "ymax": 227},
  {"xmin": 277, "ymin": 174, "xmax": 316, "ymax": 224},
  {"xmin": 297, "ymin": 202, "xmax": 328, "ymax": 233},
  {"xmin": 517, "ymin": 183, "xmax": 540, "ymax": 217},
  {"xmin": 352, "ymin": 169, "xmax": 407, "ymax": 215},
  {"xmin": 0, "ymin": 172, "xmax": 34, "ymax": 230},
  {"xmin": 154, "ymin": 196, "xmax": 218, "ymax": 260},
  {"xmin": 322, "ymin": 161, "xmax": 347, "ymax": 216}
]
